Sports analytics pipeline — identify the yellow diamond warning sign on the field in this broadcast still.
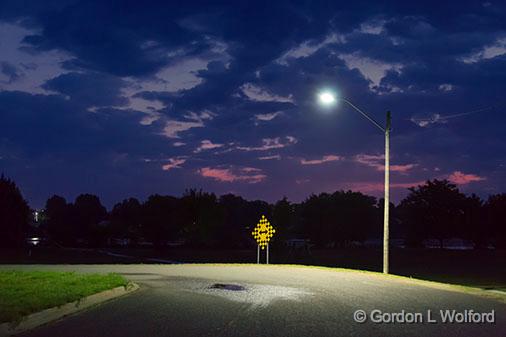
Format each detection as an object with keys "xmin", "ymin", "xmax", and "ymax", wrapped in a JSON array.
[{"xmin": 252, "ymin": 215, "xmax": 275, "ymax": 250}]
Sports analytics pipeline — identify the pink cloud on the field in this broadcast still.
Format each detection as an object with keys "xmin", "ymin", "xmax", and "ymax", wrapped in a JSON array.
[
  {"xmin": 162, "ymin": 157, "xmax": 186, "ymax": 171},
  {"xmin": 258, "ymin": 155, "xmax": 281, "ymax": 160},
  {"xmin": 237, "ymin": 136, "xmax": 297, "ymax": 151},
  {"xmin": 354, "ymin": 154, "xmax": 385, "ymax": 168},
  {"xmin": 193, "ymin": 139, "xmax": 224, "ymax": 153},
  {"xmin": 199, "ymin": 166, "xmax": 266, "ymax": 184},
  {"xmin": 162, "ymin": 110, "xmax": 216, "ymax": 138},
  {"xmin": 448, "ymin": 171, "xmax": 486, "ymax": 185},
  {"xmin": 357, "ymin": 154, "xmax": 381, "ymax": 161},
  {"xmin": 241, "ymin": 167, "xmax": 263, "ymax": 173},
  {"xmin": 384, "ymin": 164, "xmax": 416, "ymax": 172},
  {"xmin": 240, "ymin": 83, "xmax": 294, "ymax": 103},
  {"xmin": 296, "ymin": 179, "xmax": 310, "ymax": 184},
  {"xmin": 300, "ymin": 154, "xmax": 343, "ymax": 165},
  {"xmin": 354, "ymin": 153, "xmax": 416, "ymax": 172},
  {"xmin": 254, "ymin": 111, "xmax": 283, "ymax": 122},
  {"xmin": 163, "ymin": 120, "xmax": 203, "ymax": 138}
]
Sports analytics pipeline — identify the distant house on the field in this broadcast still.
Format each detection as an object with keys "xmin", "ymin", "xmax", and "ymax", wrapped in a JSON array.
[{"xmin": 363, "ymin": 238, "xmax": 406, "ymax": 248}]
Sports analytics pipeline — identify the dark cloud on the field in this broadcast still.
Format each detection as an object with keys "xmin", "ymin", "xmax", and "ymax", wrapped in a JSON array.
[
  {"xmin": 42, "ymin": 72, "xmax": 128, "ymax": 107},
  {"xmin": 0, "ymin": 91, "xmax": 164, "ymax": 158},
  {"xmin": 1, "ymin": 61, "xmax": 21, "ymax": 83}
]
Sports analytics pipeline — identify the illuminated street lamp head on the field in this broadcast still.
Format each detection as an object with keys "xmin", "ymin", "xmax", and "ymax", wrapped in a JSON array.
[{"xmin": 318, "ymin": 91, "xmax": 336, "ymax": 106}]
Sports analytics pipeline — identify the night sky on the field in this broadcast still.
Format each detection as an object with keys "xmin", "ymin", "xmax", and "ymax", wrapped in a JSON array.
[{"xmin": 1, "ymin": 1, "xmax": 505, "ymax": 209}]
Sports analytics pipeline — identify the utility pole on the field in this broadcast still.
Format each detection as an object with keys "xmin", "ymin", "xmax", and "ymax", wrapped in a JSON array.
[{"xmin": 383, "ymin": 111, "xmax": 391, "ymax": 274}]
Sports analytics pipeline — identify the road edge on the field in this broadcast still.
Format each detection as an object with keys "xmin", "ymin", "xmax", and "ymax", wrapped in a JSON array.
[
  {"xmin": 276, "ymin": 263, "xmax": 506, "ymax": 303},
  {"xmin": 0, "ymin": 282, "xmax": 139, "ymax": 337},
  {"xmin": 176, "ymin": 263, "xmax": 506, "ymax": 303}
]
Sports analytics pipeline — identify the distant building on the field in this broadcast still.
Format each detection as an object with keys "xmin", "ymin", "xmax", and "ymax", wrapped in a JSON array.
[{"xmin": 422, "ymin": 238, "xmax": 475, "ymax": 250}]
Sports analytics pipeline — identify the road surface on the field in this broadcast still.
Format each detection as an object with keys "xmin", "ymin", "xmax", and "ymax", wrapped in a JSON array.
[{"xmin": 2, "ymin": 264, "xmax": 505, "ymax": 337}]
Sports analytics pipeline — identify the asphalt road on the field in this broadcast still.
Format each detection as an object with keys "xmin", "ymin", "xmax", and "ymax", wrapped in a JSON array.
[{"xmin": 2, "ymin": 264, "xmax": 505, "ymax": 337}]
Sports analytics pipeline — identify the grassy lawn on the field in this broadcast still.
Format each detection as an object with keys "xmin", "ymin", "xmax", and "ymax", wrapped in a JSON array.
[{"xmin": 0, "ymin": 271, "xmax": 128, "ymax": 323}]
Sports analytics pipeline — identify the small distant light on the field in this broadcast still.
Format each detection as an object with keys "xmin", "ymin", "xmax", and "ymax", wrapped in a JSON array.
[
  {"xmin": 318, "ymin": 92, "xmax": 336, "ymax": 105},
  {"xmin": 27, "ymin": 237, "xmax": 40, "ymax": 246}
]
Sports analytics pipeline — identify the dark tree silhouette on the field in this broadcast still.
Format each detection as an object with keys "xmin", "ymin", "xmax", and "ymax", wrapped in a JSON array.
[
  {"xmin": 219, "ymin": 194, "xmax": 251, "ymax": 248},
  {"xmin": 110, "ymin": 198, "xmax": 142, "ymax": 243},
  {"xmin": 141, "ymin": 194, "xmax": 182, "ymax": 248},
  {"xmin": 214, "ymin": 194, "xmax": 275, "ymax": 248},
  {"xmin": 398, "ymin": 179, "xmax": 467, "ymax": 248},
  {"xmin": 485, "ymin": 194, "xmax": 506, "ymax": 248},
  {"xmin": 0, "ymin": 175, "xmax": 30, "ymax": 247},
  {"xmin": 331, "ymin": 190, "xmax": 378, "ymax": 245},
  {"xmin": 299, "ymin": 191, "xmax": 378, "ymax": 248},
  {"xmin": 73, "ymin": 194, "xmax": 107, "ymax": 246},
  {"xmin": 462, "ymin": 194, "xmax": 485, "ymax": 248},
  {"xmin": 247, "ymin": 200, "xmax": 272, "ymax": 221},
  {"xmin": 44, "ymin": 195, "xmax": 75, "ymax": 245},
  {"xmin": 300, "ymin": 193, "xmax": 333, "ymax": 247},
  {"xmin": 3, "ymin": 176, "xmax": 502, "ymax": 250},
  {"xmin": 273, "ymin": 197, "xmax": 296, "ymax": 244},
  {"xmin": 180, "ymin": 189, "xmax": 223, "ymax": 247}
]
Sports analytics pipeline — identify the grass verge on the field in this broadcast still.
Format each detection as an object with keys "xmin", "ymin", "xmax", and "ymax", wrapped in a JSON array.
[{"xmin": 0, "ymin": 271, "xmax": 128, "ymax": 323}]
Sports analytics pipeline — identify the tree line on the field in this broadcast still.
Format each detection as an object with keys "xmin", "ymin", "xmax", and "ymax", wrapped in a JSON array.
[{"xmin": 1, "ymin": 174, "xmax": 505, "ymax": 249}]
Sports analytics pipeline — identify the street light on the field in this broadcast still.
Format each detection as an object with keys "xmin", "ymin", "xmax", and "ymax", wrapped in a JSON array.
[{"xmin": 318, "ymin": 91, "xmax": 392, "ymax": 274}]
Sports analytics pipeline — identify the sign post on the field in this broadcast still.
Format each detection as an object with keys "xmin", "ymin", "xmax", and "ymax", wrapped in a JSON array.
[{"xmin": 252, "ymin": 215, "xmax": 275, "ymax": 264}]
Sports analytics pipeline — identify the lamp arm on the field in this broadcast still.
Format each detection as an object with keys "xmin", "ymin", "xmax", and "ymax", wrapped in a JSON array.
[{"xmin": 341, "ymin": 98, "xmax": 386, "ymax": 133}]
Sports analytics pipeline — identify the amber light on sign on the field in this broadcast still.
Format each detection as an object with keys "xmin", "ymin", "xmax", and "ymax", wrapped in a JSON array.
[{"xmin": 252, "ymin": 215, "xmax": 275, "ymax": 250}]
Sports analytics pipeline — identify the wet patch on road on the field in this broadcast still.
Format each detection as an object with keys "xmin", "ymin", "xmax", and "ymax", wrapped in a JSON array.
[
  {"xmin": 123, "ymin": 275, "xmax": 314, "ymax": 307},
  {"xmin": 198, "ymin": 282, "xmax": 313, "ymax": 308},
  {"xmin": 209, "ymin": 283, "xmax": 246, "ymax": 291}
]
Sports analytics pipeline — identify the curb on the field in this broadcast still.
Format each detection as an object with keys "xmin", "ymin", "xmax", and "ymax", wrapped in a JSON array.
[
  {"xmin": 0, "ymin": 282, "xmax": 139, "ymax": 337},
  {"xmin": 486, "ymin": 289, "xmax": 506, "ymax": 297}
]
